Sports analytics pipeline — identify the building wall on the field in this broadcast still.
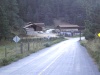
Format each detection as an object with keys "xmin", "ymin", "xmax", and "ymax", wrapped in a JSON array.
[
  {"xmin": 26, "ymin": 28, "xmax": 34, "ymax": 35},
  {"xmin": 25, "ymin": 28, "xmax": 38, "ymax": 36},
  {"xmin": 25, "ymin": 27, "xmax": 43, "ymax": 36},
  {"xmin": 24, "ymin": 24, "xmax": 44, "ymax": 36},
  {"xmin": 36, "ymin": 26, "xmax": 42, "ymax": 31}
]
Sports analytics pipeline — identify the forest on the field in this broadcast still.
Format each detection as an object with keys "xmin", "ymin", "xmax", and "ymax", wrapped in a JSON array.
[{"xmin": 0, "ymin": 0, "xmax": 100, "ymax": 40}]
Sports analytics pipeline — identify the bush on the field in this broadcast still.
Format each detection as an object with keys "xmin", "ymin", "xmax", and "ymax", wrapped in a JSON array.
[
  {"xmin": 83, "ymin": 29, "xmax": 95, "ymax": 40},
  {"xmin": 0, "ymin": 54, "xmax": 23, "ymax": 66},
  {"xmin": 44, "ymin": 43, "xmax": 50, "ymax": 47},
  {"xmin": 0, "ymin": 58, "xmax": 10, "ymax": 66}
]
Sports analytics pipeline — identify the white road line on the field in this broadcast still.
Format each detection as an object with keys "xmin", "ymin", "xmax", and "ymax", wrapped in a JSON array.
[
  {"xmin": 38, "ymin": 50, "xmax": 64, "ymax": 75},
  {"xmin": 1, "ymin": 42, "xmax": 66, "ymax": 74},
  {"xmin": 1, "ymin": 46, "xmax": 60, "ymax": 73}
]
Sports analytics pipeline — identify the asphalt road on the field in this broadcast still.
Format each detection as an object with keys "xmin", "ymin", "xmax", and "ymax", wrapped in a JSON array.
[{"xmin": 0, "ymin": 38, "xmax": 100, "ymax": 75}]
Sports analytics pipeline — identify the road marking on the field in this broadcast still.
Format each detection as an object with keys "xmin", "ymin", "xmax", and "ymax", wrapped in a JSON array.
[
  {"xmin": 1, "ymin": 42, "xmax": 66, "ymax": 74},
  {"xmin": 38, "ymin": 50, "xmax": 64, "ymax": 75},
  {"xmin": 2, "ymin": 46, "xmax": 60, "ymax": 73}
]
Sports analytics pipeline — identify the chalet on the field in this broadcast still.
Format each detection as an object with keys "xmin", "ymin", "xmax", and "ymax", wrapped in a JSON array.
[{"xmin": 23, "ymin": 22, "xmax": 45, "ymax": 36}]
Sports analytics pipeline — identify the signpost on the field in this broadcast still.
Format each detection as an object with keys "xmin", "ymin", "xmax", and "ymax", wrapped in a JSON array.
[
  {"xmin": 13, "ymin": 36, "xmax": 20, "ymax": 43},
  {"xmin": 47, "ymin": 36, "xmax": 50, "ymax": 40},
  {"xmin": 80, "ymin": 30, "xmax": 81, "ymax": 41},
  {"xmin": 13, "ymin": 36, "xmax": 21, "ymax": 53}
]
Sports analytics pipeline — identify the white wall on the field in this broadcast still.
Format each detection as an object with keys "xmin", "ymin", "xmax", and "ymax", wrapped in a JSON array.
[{"xmin": 25, "ymin": 28, "xmax": 37, "ymax": 35}]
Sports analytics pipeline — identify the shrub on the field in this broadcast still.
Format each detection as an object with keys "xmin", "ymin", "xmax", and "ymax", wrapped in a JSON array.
[
  {"xmin": 0, "ymin": 58, "xmax": 10, "ymax": 66},
  {"xmin": 44, "ymin": 43, "xmax": 50, "ymax": 47},
  {"xmin": 83, "ymin": 29, "xmax": 95, "ymax": 40}
]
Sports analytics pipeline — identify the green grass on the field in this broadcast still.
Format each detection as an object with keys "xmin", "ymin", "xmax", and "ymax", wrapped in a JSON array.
[
  {"xmin": 80, "ymin": 39, "xmax": 100, "ymax": 71},
  {"xmin": 0, "ymin": 37, "xmax": 65, "ymax": 67}
]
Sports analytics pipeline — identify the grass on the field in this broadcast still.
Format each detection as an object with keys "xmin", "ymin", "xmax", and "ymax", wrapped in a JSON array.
[
  {"xmin": 80, "ymin": 39, "xmax": 100, "ymax": 71},
  {"xmin": 0, "ymin": 37, "xmax": 65, "ymax": 67}
]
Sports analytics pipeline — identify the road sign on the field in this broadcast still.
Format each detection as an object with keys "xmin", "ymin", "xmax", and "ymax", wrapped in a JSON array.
[
  {"xmin": 47, "ymin": 36, "xmax": 50, "ymax": 40},
  {"xmin": 13, "ymin": 36, "xmax": 20, "ymax": 43},
  {"xmin": 98, "ymin": 33, "xmax": 100, "ymax": 37}
]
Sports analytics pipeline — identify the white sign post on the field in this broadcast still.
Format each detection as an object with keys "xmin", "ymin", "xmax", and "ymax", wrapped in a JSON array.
[
  {"xmin": 13, "ymin": 36, "xmax": 20, "ymax": 43},
  {"xmin": 47, "ymin": 36, "xmax": 50, "ymax": 40},
  {"xmin": 13, "ymin": 36, "xmax": 21, "ymax": 53}
]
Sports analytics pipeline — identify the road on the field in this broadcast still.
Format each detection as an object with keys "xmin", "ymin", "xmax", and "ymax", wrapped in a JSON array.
[{"xmin": 0, "ymin": 38, "xmax": 100, "ymax": 75}]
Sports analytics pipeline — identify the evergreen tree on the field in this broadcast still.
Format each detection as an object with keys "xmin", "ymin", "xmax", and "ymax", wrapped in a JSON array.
[
  {"xmin": 0, "ymin": 6, "xmax": 9, "ymax": 40},
  {"xmin": 26, "ymin": 5, "xmax": 34, "ymax": 22},
  {"xmin": 82, "ymin": 0, "xmax": 100, "ymax": 39},
  {"xmin": 7, "ymin": 0, "xmax": 19, "ymax": 27}
]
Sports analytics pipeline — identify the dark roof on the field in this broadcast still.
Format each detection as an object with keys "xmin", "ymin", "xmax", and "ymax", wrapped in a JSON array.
[
  {"xmin": 23, "ymin": 23, "xmax": 45, "ymax": 28},
  {"xmin": 34, "ymin": 23, "xmax": 45, "ymax": 27},
  {"xmin": 57, "ymin": 25, "xmax": 79, "ymax": 28}
]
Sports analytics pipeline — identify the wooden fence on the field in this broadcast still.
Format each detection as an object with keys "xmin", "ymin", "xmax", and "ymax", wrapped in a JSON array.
[{"xmin": 0, "ymin": 37, "xmax": 59, "ymax": 59}]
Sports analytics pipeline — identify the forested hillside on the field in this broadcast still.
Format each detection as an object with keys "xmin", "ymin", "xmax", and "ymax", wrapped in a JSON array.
[
  {"xmin": 17, "ymin": 0, "xmax": 86, "ymax": 25},
  {"xmin": 0, "ymin": 0, "xmax": 100, "ymax": 40},
  {"xmin": 0, "ymin": 0, "xmax": 24, "ymax": 40}
]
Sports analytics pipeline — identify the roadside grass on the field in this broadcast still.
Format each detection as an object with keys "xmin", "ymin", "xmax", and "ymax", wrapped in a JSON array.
[
  {"xmin": 80, "ymin": 39, "xmax": 100, "ymax": 71},
  {"xmin": 0, "ymin": 37, "xmax": 65, "ymax": 67}
]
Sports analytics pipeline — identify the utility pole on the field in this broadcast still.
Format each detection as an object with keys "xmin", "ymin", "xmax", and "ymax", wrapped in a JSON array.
[{"xmin": 80, "ymin": 30, "xmax": 81, "ymax": 41}]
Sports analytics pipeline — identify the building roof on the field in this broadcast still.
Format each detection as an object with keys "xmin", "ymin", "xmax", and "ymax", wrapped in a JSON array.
[
  {"xmin": 23, "ymin": 24, "xmax": 33, "ymax": 28},
  {"xmin": 57, "ymin": 25, "xmax": 79, "ymax": 28},
  {"xmin": 23, "ymin": 23, "xmax": 45, "ymax": 28},
  {"xmin": 34, "ymin": 23, "xmax": 45, "ymax": 27},
  {"xmin": 56, "ymin": 24, "xmax": 85, "ymax": 31},
  {"xmin": 34, "ymin": 23, "xmax": 45, "ymax": 25}
]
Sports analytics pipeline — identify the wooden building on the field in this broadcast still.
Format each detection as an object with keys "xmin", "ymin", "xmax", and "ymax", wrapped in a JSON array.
[
  {"xmin": 23, "ymin": 22, "xmax": 45, "ymax": 36},
  {"xmin": 56, "ymin": 25, "xmax": 79, "ymax": 32},
  {"xmin": 24, "ymin": 23, "xmax": 45, "ymax": 31},
  {"xmin": 55, "ymin": 24, "xmax": 84, "ymax": 36}
]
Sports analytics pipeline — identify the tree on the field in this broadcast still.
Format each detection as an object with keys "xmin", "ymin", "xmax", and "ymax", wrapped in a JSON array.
[
  {"xmin": 26, "ymin": 5, "xmax": 34, "ymax": 22},
  {"xmin": 82, "ymin": 0, "xmax": 100, "ymax": 39},
  {"xmin": 0, "ymin": 6, "xmax": 9, "ymax": 40},
  {"xmin": 7, "ymin": 0, "xmax": 19, "ymax": 27},
  {"xmin": 0, "ymin": 0, "xmax": 24, "ymax": 40}
]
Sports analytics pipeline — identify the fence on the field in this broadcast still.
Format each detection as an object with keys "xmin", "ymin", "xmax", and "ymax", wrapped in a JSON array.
[{"xmin": 0, "ymin": 37, "xmax": 60, "ymax": 59}]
